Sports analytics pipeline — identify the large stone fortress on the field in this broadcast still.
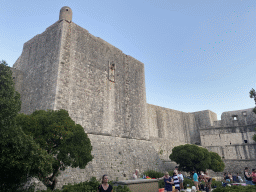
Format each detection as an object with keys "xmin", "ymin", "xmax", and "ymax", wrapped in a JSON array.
[{"xmin": 11, "ymin": 6, "xmax": 256, "ymax": 189}]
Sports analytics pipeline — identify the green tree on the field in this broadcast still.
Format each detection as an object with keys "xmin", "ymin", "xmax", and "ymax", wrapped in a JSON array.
[
  {"xmin": 169, "ymin": 144, "xmax": 224, "ymax": 173},
  {"xmin": 249, "ymin": 88, "xmax": 256, "ymax": 142},
  {"xmin": 0, "ymin": 60, "xmax": 53, "ymax": 191},
  {"xmin": 249, "ymin": 88, "xmax": 256, "ymax": 114},
  {"xmin": 0, "ymin": 60, "xmax": 21, "ymax": 127},
  {"xmin": 16, "ymin": 109, "xmax": 93, "ymax": 190},
  {"xmin": 209, "ymin": 152, "xmax": 225, "ymax": 172}
]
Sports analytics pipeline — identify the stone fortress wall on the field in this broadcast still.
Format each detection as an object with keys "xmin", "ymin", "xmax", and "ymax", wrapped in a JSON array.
[
  {"xmin": 200, "ymin": 108, "xmax": 256, "ymax": 174},
  {"xmin": 11, "ymin": 6, "xmax": 256, "ymax": 190}
]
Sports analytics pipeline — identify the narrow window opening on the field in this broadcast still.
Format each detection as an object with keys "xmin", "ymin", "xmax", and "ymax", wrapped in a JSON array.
[
  {"xmin": 232, "ymin": 116, "xmax": 238, "ymax": 120},
  {"xmin": 66, "ymin": 9, "xmax": 69, "ymax": 11},
  {"xmin": 244, "ymin": 140, "xmax": 248, "ymax": 143},
  {"xmin": 108, "ymin": 61, "xmax": 115, "ymax": 82}
]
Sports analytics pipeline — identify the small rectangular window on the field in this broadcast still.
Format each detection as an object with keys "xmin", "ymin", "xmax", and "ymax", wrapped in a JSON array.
[
  {"xmin": 232, "ymin": 116, "xmax": 238, "ymax": 120},
  {"xmin": 244, "ymin": 140, "xmax": 247, "ymax": 143}
]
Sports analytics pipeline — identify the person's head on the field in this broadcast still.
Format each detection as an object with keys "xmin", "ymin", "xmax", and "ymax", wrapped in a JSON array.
[
  {"xmin": 237, "ymin": 173, "xmax": 239, "ymax": 176},
  {"xmin": 175, "ymin": 166, "xmax": 178, "ymax": 170},
  {"xmin": 245, "ymin": 167, "xmax": 248, "ymax": 171},
  {"xmin": 164, "ymin": 172, "xmax": 169, "ymax": 177},
  {"xmin": 252, "ymin": 169, "xmax": 255, "ymax": 173},
  {"xmin": 178, "ymin": 171, "xmax": 181, "ymax": 174},
  {"xmin": 102, "ymin": 175, "xmax": 108, "ymax": 184}
]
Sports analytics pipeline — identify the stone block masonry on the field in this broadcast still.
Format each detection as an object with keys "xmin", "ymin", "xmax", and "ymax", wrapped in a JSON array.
[{"xmin": 10, "ymin": 6, "xmax": 256, "ymax": 190}]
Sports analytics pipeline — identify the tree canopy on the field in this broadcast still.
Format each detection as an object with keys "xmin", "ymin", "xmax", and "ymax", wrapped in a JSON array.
[
  {"xmin": 249, "ymin": 88, "xmax": 256, "ymax": 142},
  {"xmin": 249, "ymin": 88, "xmax": 256, "ymax": 114},
  {"xmin": 0, "ymin": 60, "xmax": 21, "ymax": 127},
  {"xmin": 0, "ymin": 60, "xmax": 53, "ymax": 191},
  {"xmin": 16, "ymin": 109, "xmax": 93, "ymax": 190},
  {"xmin": 169, "ymin": 144, "xmax": 224, "ymax": 173}
]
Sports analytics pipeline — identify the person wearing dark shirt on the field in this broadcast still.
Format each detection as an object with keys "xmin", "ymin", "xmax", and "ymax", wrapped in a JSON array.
[
  {"xmin": 244, "ymin": 167, "xmax": 252, "ymax": 185},
  {"xmin": 158, "ymin": 172, "xmax": 173, "ymax": 192},
  {"xmin": 97, "ymin": 175, "xmax": 113, "ymax": 192}
]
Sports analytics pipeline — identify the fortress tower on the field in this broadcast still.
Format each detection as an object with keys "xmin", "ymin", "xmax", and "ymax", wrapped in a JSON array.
[{"xmin": 11, "ymin": 6, "xmax": 256, "ymax": 190}]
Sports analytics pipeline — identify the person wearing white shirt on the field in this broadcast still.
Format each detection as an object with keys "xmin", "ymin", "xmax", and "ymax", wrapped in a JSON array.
[
  {"xmin": 178, "ymin": 171, "xmax": 184, "ymax": 191},
  {"xmin": 132, "ymin": 169, "xmax": 139, "ymax": 180}
]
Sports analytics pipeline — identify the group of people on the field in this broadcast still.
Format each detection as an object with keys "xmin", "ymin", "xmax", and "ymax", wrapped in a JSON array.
[
  {"xmin": 191, "ymin": 170, "xmax": 212, "ymax": 192},
  {"xmin": 97, "ymin": 166, "xmax": 256, "ymax": 192},
  {"xmin": 157, "ymin": 166, "xmax": 184, "ymax": 192},
  {"xmin": 222, "ymin": 167, "xmax": 256, "ymax": 185},
  {"xmin": 223, "ymin": 172, "xmax": 243, "ymax": 183},
  {"xmin": 243, "ymin": 167, "xmax": 256, "ymax": 185}
]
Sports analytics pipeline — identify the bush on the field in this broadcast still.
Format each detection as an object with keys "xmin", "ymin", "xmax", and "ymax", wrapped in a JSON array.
[
  {"xmin": 143, "ymin": 170, "xmax": 164, "ymax": 179},
  {"xmin": 158, "ymin": 179, "xmax": 165, "ymax": 188},
  {"xmin": 212, "ymin": 185, "xmax": 256, "ymax": 192},
  {"xmin": 211, "ymin": 180, "xmax": 222, "ymax": 188},
  {"xmin": 183, "ymin": 178, "xmax": 194, "ymax": 189},
  {"xmin": 142, "ymin": 170, "xmax": 175, "ymax": 189},
  {"xmin": 113, "ymin": 185, "xmax": 131, "ymax": 192}
]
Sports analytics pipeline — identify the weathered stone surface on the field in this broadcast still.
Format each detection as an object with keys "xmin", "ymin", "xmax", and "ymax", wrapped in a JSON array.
[{"xmin": 10, "ymin": 6, "xmax": 256, "ymax": 190}]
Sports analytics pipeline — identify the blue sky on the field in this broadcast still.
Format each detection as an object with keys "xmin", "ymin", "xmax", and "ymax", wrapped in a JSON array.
[{"xmin": 1, "ymin": 0, "xmax": 256, "ymax": 120}]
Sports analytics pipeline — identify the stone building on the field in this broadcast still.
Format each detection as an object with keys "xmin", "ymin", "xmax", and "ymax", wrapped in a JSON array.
[{"xmin": 10, "ymin": 6, "xmax": 256, "ymax": 190}]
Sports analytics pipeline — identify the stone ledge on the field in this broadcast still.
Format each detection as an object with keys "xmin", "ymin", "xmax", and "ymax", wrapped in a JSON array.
[
  {"xmin": 204, "ymin": 143, "xmax": 256, "ymax": 147},
  {"xmin": 224, "ymin": 159, "xmax": 256, "ymax": 161},
  {"xmin": 86, "ymin": 132, "xmax": 149, "ymax": 141},
  {"xmin": 113, "ymin": 179, "xmax": 158, "ymax": 185},
  {"xmin": 199, "ymin": 124, "xmax": 256, "ymax": 130}
]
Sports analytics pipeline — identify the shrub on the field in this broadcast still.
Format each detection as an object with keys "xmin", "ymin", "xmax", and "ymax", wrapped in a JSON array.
[
  {"xmin": 158, "ymin": 179, "xmax": 165, "ymax": 188},
  {"xmin": 212, "ymin": 185, "xmax": 256, "ymax": 192},
  {"xmin": 211, "ymin": 180, "xmax": 222, "ymax": 188},
  {"xmin": 183, "ymin": 178, "xmax": 194, "ymax": 189},
  {"xmin": 113, "ymin": 185, "xmax": 131, "ymax": 192},
  {"xmin": 143, "ymin": 170, "xmax": 164, "ymax": 178},
  {"xmin": 143, "ymin": 170, "xmax": 166, "ymax": 189}
]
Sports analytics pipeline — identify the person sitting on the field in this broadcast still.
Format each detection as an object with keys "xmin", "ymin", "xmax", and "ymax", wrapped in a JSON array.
[
  {"xmin": 132, "ymin": 169, "xmax": 139, "ymax": 180},
  {"xmin": 244, "ymin": 167, "xmax": 252, "ymax": 185},
  {"xmin": 228, "ymin": 172, "xmax": 233, "ymax": 183},
  {"xmin": 223, "ymin": 173, "xmax": 230, "ymax": 182},
  {"xmin": 237, "ymin": 173, "xmax": 243, "ymax": 183}
]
